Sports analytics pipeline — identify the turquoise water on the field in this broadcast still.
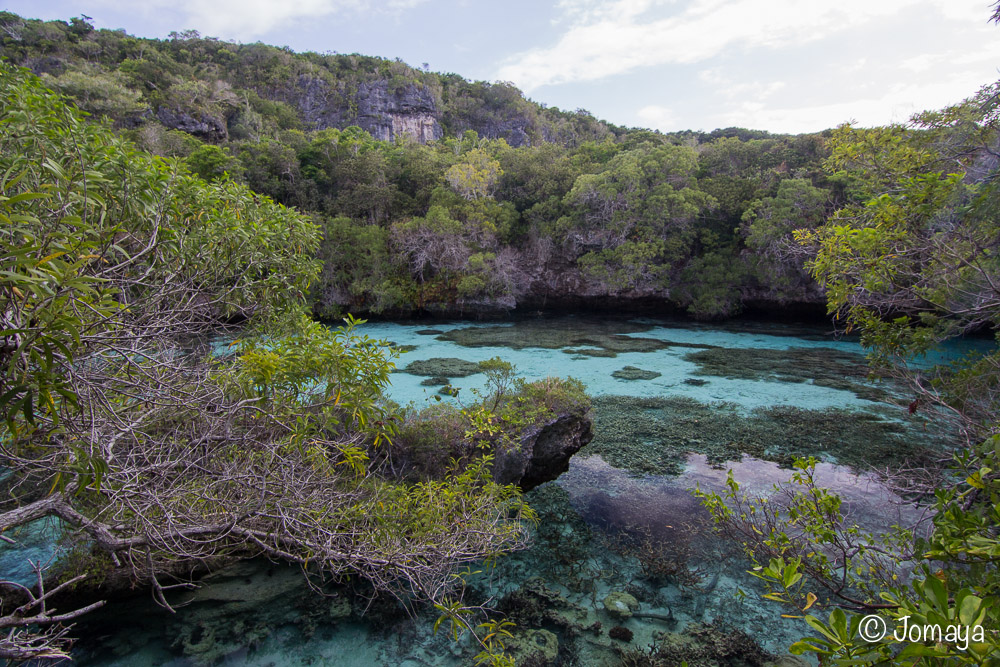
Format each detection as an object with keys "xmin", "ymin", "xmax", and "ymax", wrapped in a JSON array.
[
  {"xmin": 371, "ymin": 318, "xmax": 874, "ymax": 413},
  {"xmin": 49, "ymin": 316, "xmax": 987, "ymax": 665}
]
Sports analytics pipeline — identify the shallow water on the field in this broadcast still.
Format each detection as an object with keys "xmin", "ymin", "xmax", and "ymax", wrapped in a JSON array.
[
  {"xmin": 36, "ymin": 315, "xmax": 988, "ymax": 665},
  {"xmin": 373, "ymin": 316, "xmax": 876, "ymax": 412}
]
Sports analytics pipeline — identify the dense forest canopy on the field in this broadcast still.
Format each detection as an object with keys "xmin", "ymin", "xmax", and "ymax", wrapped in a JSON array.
[{"xmin": 0, "ymin": 11, "xmax": 837, "ymax": 320}]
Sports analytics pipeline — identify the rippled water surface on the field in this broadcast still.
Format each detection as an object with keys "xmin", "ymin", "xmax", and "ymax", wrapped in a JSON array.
[{"xmin": 51, "ymin": 315, "xmax": 988, "ymax": 665}]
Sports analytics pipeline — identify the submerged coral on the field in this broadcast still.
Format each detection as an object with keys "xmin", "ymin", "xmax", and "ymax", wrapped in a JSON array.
[
  {"xmin": 436, "ymin": 318, "xmax": 717, "ymax": 357},
  {"xmin": 588, "ymin": 394, "xmax": 941, "ymax": 475},
  {"xmin": 401, "ymin": 357, "xmax": 482, "ymax": 377},
  {"xmin": 506, "ymin": 628, "xmax": 559, "ymax": 666},
  {"xmin": 619, "ymin": 621, "xmax": 776, "ymax": 667},
  {"xmin": 612, "ymin": 366, "xmax": 662, "ymax": 381},
  {"xmin": 603, "ymin": 592, "xmax": 639, "ymax": 619},
  {"xmin": 684, "ymin": 346, "xmax": 891, "ymax": 401}
]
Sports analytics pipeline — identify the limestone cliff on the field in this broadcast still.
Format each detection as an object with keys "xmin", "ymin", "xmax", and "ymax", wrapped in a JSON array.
[{"xmin": 291, "ymin": 75, "xmax": 443, "ymax": 143}]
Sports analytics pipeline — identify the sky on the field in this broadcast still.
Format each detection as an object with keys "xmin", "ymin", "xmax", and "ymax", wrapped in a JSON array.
[{"xmin": 3, "ymin": 0, "xmax": 1000, "ymax": 134}]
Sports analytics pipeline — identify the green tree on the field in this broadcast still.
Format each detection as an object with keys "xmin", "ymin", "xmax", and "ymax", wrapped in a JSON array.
[
  {"xmin": 699, "ymin": 78, "xmax": 1000, "ymax": 665},
  {"xmin": 0, "ymin": 66, "xmax": 532, "ymax": 660},
  {"xmin": 445, "ymin": 148, "xmax": 503, "ymax": 201}
]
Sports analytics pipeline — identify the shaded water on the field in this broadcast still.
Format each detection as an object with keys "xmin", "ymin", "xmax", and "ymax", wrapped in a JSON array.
[{"xmin": 45, "ymin": 316, "xmax": 987, "ymax": 665}]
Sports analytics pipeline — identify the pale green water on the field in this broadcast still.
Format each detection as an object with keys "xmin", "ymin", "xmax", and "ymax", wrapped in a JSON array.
[{"xmin": 26, "ymin": 315, "xmax": 988, "ymax": 665}]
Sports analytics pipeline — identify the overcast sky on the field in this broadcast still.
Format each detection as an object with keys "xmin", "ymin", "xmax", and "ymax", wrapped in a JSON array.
[{"xmin": 4, "ymin": 0, "xmax": 1000, "ymax": 134}]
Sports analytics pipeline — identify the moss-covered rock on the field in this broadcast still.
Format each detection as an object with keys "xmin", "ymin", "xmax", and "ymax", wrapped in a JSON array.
[{"xmin": 603, "ymin": 591, "xmax": 639, "ymax": 619}]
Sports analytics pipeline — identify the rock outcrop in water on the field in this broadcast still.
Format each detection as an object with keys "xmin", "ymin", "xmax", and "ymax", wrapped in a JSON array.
[{"xmin": 493, "ymin": 412, "xmax": 594, "ymax": 491}]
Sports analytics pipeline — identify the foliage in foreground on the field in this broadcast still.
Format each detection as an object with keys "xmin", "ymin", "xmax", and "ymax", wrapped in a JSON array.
[
  {"xmin": 698, "ymin": 74, "xmax": 1000, "ymax": 664},
  {"xmin": 0, "ymin": 65, "xmax": 533, "ymax": 661}
]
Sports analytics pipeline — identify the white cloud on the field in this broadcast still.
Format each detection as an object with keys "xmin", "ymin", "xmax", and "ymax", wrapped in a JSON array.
[
  {"xmin": 698, "ymin": 68, "xmax": 785, "ymax": 100},
  {"xmin": 706, "ymin": 73, "xmax": 996, "ymax": 134},
  {"xmin": 637, "ymin": 104, "xmax": 677, "ymax": 129},
  {"xmin": 496, "ymin": 0, "xmax": 994, "ymax": 92}
]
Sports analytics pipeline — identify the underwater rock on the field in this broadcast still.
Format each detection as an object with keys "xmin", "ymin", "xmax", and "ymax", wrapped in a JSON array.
[
  {"xmin": 612, "ymin": 366, "xmax": 662, "ymax": 381},
  {"xmin": 642, "ymin": 622, "xmax": 776, "ymax": 667},
  {"xmin": 765, "ymin": 656, "xmax": 811, "ymax": 667},
  {"xmin": 608, "ymin": 625, "xmax": 633, "ymax": 642},
  {"xmin": 683, "ymin": 378, "xmax": 708, "ymax": 386},
  {"xmin": 415, "ymin": 329, "xmax": 445, "ymax": 335},
  {"xmin": 563, "ymin": 347, "xmax": 617, "ymax": 358},
  {"xmin": 419, "ymin": 376, "xmax": 451, "ymax": 386},
  {"xmin": 492, "ymin": 413, "xmax": 594, "ymax": 491},
  {"xmin": 602, "ymin": 591, "xmax": 639, "ymax": 619},
  {"xmin": 402, "ymin": 357, "xmax": 481, "ymax": 377},
  {"xmin": 507, "ymin": 628, "xmax": 559, "ymax": 666},
  {"xmin": 328, "ymin": 595, "xmax": 351, "ymax": 619}
]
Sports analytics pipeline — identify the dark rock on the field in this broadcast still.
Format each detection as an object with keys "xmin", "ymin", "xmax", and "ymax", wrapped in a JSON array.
[
  {"xmin": 27, "ymin": 56, "xmax": 66, "ymax": 76},
  {"xmin": 609, "ymin": 625, "xmax": 634, "ymax": 642},
  {"xmin": 155, "ymin": 107, "xmax": 228, "ymax": 141},
  {"xmin": 493, "ymin": 413, "xmax": 593, "ymax": 491},
  {"xmin": 419, "ymin": 376, "xmax": 450, "ymax": 386}
]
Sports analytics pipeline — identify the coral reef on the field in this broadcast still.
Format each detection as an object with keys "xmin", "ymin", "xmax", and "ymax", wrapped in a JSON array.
[
  {"xmin": 436, "ymin": 318, "xmax": 718, "ymax": 357},
  {"xmin": 612, "ymin": 366, "xmax": 662, "ymax": 381},
  {"xmin": 619, "ymin": 621, "xmax": 775, "ymax": 667},
  {"xmin": 603, "ymin": 592, "xmax": 639, "ymax": 619},
  {"xmin": 506, "ymin": 628, "xmax": 559, "ymax": 666},
  {"xmin": 564, "ymin": 347, "xmax": 618, "ymax": 358},
  {"xmin": 609, "ymin": 625, "xmax": 634, "ymax": 642},
  {"xmin": 419, "ymin": 376, "xmax": 451, "ymax": 386},
  {"xmin": 684, "ymin": 346, "xmax": 890, "ymax": 401},
  {"xmin": 401, "ymin": 357, "xmax": 482, "ymax": 377},
  {"xmin": 588, "ymin": 394, "xmax": 939, "ymax": 475}
]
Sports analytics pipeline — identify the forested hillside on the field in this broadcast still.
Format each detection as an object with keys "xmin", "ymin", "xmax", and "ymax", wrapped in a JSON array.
[{"xmin": 0, "ymin": 12, "xmax": 837, "ymax": 319}]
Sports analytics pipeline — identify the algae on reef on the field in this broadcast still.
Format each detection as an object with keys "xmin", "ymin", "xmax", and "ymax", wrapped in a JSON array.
[
  {"xmin": 612, "ymin": 366, "xmax": 662, "ymax": 381},
  {"xmin": 588, "ymin": 395, "xmax": 940, "ymax": 476},
  {"xmin": 437, "ymin": 318, "xmax": 717, "ymax": 357},
  {"xmin": 400, "ymin": 357, "xmax": 482, "ymax": 377},
  {"xmin": 684, "ymin": 346, "xmax": 890, "ymax": 402}
]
